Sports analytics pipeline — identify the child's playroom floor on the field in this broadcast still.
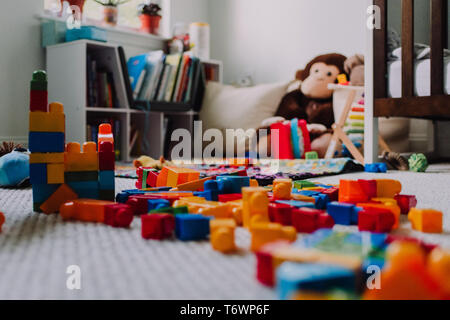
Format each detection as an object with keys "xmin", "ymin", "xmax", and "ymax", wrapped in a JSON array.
[{"xmin": 0, "ymin": 164, "xmax": 449, "ymax": 299}]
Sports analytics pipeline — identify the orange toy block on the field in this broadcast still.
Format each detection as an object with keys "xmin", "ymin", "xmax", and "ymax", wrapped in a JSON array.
[
  {"xmin": 357, "ymin": 202, "xmax": 401, "ymax": 229},
  {"xmin": 339, "ymin": 180, "xmax": 368, "ymax": 203},
  {"xmin": 47, "ymin": 163, "xmax": 64, "ymax": 184},
  {"xmin": 242, "ymin": 187, "xmax": 270, "ymax": 228},
  {"xmin": 408, "ymin": 208, "xmax": 443, "ymax": 233},
  {"xmin": 40, "ymin": 184, "xmax": 78, "ymax": 214},
  {"xmin": 224, "ymin": 199, "xmax": 243, "ymax": 225},
  {"xmin": 250, "ymin": 222, "xmax": 296, "ymax": 251},
  {"xmin": 371, "ymin": 197, "xmax": 397, "ymax": 206},
  {"xmin": 29, "ymin": 102, "xmax": 65, "ymax": 132},
  {"xmin": 250, "ymin": 179, "xmax": 259, "ymax": 187},
  {"xmin": 30, "ymin": 152, "xmax": 64, "ymax": 164},
  {"xmin": 60, "ymin": 199, "xmax": 114, "ymax": 222},
  {"xmin": 291, "ymin": 194, "xmax": 315, "ymax": 203},
  {"xmin": 64, "ymin": 142, "xmax": 98, "ymax": 172},
  {"xmin": 428, "ymin": 248, "xmax": 450, "ymax": 293},
  {"xmin": 210, "ymin": 219, "xmax": 236, "ymax": 253},
  {"xmin": 0, "ymin": 211, "xmax": 4, "ymax": 232},
  {"xmin": 97, "ymin": 123, "xmax": 114, "ymax": 145},
  {"xmin": 172, "ymin": 176, "xmax": 213, "ymax": 191},
  {"xmin": 376, "ymin": 179, "xmax": 402, "ymax": 198},
  {"xmin": 272, "ymin": 178, "xmax": 292, "ymax": 200},
  {"xmin": 173, "ymin": 197, "xmax": 232, "ymax": 219},
  {"xmin": 165, "ymin": 167, "xmax": 200, "ymax": 187}
]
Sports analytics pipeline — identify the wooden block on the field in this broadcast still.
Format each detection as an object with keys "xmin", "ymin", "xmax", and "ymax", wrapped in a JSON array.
[
  {"xmin": 40, "ymin": 184, "xmax": 78, "ymax": 214},
  {"xmin": 47, "ymin": 163, "xmax": 64, "ymax": 184}
]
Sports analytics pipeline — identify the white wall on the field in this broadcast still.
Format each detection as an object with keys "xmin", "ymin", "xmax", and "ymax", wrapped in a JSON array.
[
  {"xmin": 208, "ymin": 0, "xmax": 367, "ymax": 85},
  {"xmin": 0, "ymin": 0, "xmax": 45, "ymax": 144}
]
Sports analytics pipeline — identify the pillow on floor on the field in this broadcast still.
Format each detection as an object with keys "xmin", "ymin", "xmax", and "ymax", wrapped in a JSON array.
[{"xmin": 200, "ymin": 81, "xmax": 290, "ymax": 131}]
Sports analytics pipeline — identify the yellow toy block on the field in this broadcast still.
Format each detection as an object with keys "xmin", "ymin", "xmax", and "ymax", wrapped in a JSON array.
[
  {"xmin": 173, "ymin": 197, "xmax": 232, "ymax": 219},
  {"xmin": 272, "ymin": 178, "xmax": 292, "ymax": 200},
  {"xmin": 408, "ymin": 208, "xmax": 443, "ymax": 233},
  {"xmin": 30, "ymin": 152, "xmax": 65, "ymax": 164},
  {"xmin": 428, "ymin": 248, "xmax": 450, "ymax": 293},
  {"xmin": 371, "ymin": 197, "xmax": 398, "ymax": 206},
  {"xmin": 376, "ymin": 179, "xmax": 402, "ymax": 198},
  {"xmin": 210, "ymin": 219, "xmax": 236, "ymax": 253},
  {"xmin": 291, "ymin": 193, "xmax": 315, "ymax": 203},
  {"xmin": 250, "ymin": 222, "xmax": 296, "ymax": 251},
  {"xmin": 226, "ymin": 199, "xmax": 243, "ymax": 225},
  {"xmin": 250, "ymin": 179, "xmax": 259, "ymax": 187},
  {"xmin": 29, "ymin": 102, "xmax": 65, "ymax": 132},
  {"xmin": 47, "ymin": 163, "xmax": 64, "ymax": 184},
  {"xmin": 64, "ymin": 142, "xmax": 98, "ymax": 172},
  {"xmin": 337, "ymin": 73, "xmax": 348, "ymax": 84},
  {"xmin": 242, "ymin": 187, "xmax": 270, "ymax": 229}
]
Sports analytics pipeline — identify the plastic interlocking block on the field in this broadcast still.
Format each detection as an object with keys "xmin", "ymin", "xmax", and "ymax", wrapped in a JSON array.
[
  {"xmin": 175, "ymin": 214, "xmax": 211, "ymax": 241},
  {"xmin": 29, "ymin": 132, "xmax": 65, "ymax": 153},
  {"xmin": 104, "ymin": 203, "xmax": 134, "ymax": 228}
]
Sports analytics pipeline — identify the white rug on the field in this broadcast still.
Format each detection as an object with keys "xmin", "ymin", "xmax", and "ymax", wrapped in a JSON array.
[{"xmin": 0, "ymin": 165, "xmax": 449, "ymax": 299}]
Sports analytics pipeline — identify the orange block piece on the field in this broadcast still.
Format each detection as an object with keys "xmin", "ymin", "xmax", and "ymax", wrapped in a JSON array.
[
  {"xmin": 210, "ymin": 219, "xmax": 236, "ymax": 253},
  {"xmin": 30, "ymin": 152, "xmax": 65, "ymax": 164},
  {"xmin": 29, "ymin": 102, "xmax": 65, "ymax": 132},
  {"xmin": 64, "ymin": 142, "xmax": 98, "ymax": 172},
  {"xmin": 97, "ymin": 123, "xmax": 114, "ymax": 145},
  {"xmin": 60, "ymin": 199, "xmax": 114, "ymax": 222},
  {"xmin": 250, "ymin": 222, "xmax": 297, "ymax": 251},
  {"xmin": 173, "ymin": 197, "xmax": 232, "ymax": 219},
  {"xmin": 428, "ymin": 248, "xmax": 450, "ymax": 293},
  {"xmin": 156, "ymin": 166, "xmax": 200, "ymax": 187},
  {"xmin": 376, "ymin": 179, "xmax": 402, "ymax": 198},
  {"xmin": 357, "ymin": 202, "xmax": 401, "ymax": 229},
  {"xmin": 371, "ymin": 197, "xmax": 397, "ymax": 206},
  {"xmin": 0, "ymin": 211, "xmax": 4, "ymax": 232},
  {"xmin": 272, "ymin": 178, "xmax": 292, "ymax": 200},
  {"xmin": 47, "ymin": 163, "xmax": 64, "ymax": 184},
  {"xmin": 172, "ymin": 176, "xmax": 213, "ymax": 191},
  {"xmin": 250, "ymin": 179, "xmax": 259, "ymax": 187},
  {"xmin": 242, "ymin": 187, "xmax": 270, "ymax": 228},
  {"xmin": 291, "ymin": 194, "xmax": 315, "ymax": 203},
  {"xmin": 40, "ymin": 184, "xmax": 78, "ymax": 214},
  {"xmin": 408, "ymin": 208, "xmax": 443, "ymax": 233},
  {"xmin": 339, "ymin": 180, "xmax": 368, "ymax": 203}
]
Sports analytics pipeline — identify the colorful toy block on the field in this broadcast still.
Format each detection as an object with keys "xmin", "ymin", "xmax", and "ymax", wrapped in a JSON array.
[
  {"xmin": 0, "ymin": 211, "xmax": 4, "ymax": 232},
  {"xmin": 29, "ymin": 152, "xmax": 65, "ymax": 164},
  {"xmin": 210, "ymin": 219, "xmax": 236, "ymax": 253},
  {"xmin": 39, "ymin": 184, "xmax": 78, "ymax": 214},
  {"xmin": 148, "ymin": 199, "xmax": 170, "ymax": 211},
  {"xmin": 29, "ymin": 102, "xmax": 65, "ymax": 132},
  {"xmin": 250, "ymin": 222, "xmax": 297, "ymax": 251},
  {"xmin": 364, "ymin": 163, "xmax": 387, "ymax": 173},
  {"xmin": 30, "ymin": 163, "xmax": 48, "ymax": 184},
  {"xmin": 272, "ymin": 178, "xmax": 292, "ymax": 200},
  {"xmin": 357, "ymin": 179, "xmax": 377, "ymax": 199},
  {"xmin": 157, "ymin": 166, "xmax": 200, "ymax": 187},
  {"xmin": 408, "ymin": 208, "xmax": 443, "ymax": 233},
  {"xmin": 97, "ymin": 123, "xmax": 114, "ymax": 145},
  {"xmin": 172, "ymin": 176, "xmax": 213, "ymax": 192},
  {"xmin": 376, "ymin": 179, "xmax": 402, "ymax": 198},
  {"xmin": 136, "ymin": 167, "xmax": 159, "ymax": 189},
  {"xmin": 320, "ymin": 187, "xmax": 339, "ymax": 202},
  {"xmin": 98, "ymin": 141, "xmax": 115, "ymax": 171},
  {"xmin": 304, "ymin": 151, "xmax": 318, "ymax": 160},
  {"xmin": 293, "ymin": 180, "xmax": 316, "ymax": 189},
  {"xmin": 427, "ymin": 248, "xmax": 450, "ymax": 293},
  {"xmin": 175, "ymin": 214, "xmax": 211, "ymax": 241},
  {"xmin": 32, "ymin": 183, "xmax": 60, "ymax": 206},
  {"xmin": 98, "ymin": 170, "xmax": 115, "ymax": 190},
  {"xmin": 275, "ymin": 200, "xmax": 315, "ymax": 209},
  {"xmin": 326, "ymin": 202, "xmax": 357, "ymax": 225},
  {"xmin": 67, "ymin": 181, "xmax": 99, "ymax": 199},
  {"xmin": 47, "ymin": 163, "xmax": 64, "ymax": 184},
  {"xmin": 28, "ymin": 132, "xmax": 65, "ymax": 153},
  {"xmin": 30, "ymin": 70, "xmax": 48, "ymax": 112},
  {"xmin": 291, "ymin": 208, "xmax": 334, "ymax": 233},
  {"xmin": 64, "ymin": 142, "xmax": 98, "ymax": 172},
  {"xmin": 149, "ymin": 206, "xmax": 189, "ymax": 215},
  {"xmin": 276, "ymin": 262, "xmax": 355, "ymax": 300},
  {"xmin": 141, "ymin": 213, "xmax": 175, "ymax": 239},
  {"xmin": 216, "ymin": 176, "xmax": 250, "ymax": 194},
  {"xmin": 173, "ymin": 197, "xmax": 233, "ymax": 219},
  {"xmin": 242, "ymin": 187, "xmax": 270, "ymax": 228},
  {"xmin": 358, "ymin": 207, "xmax": 395, "ymax": 233},
  {"xmin": 64, "ymin": 171, "xmax": 98, "ymax": 182},
  {"xmin": 218, "ymin": 193, "xmax": 242, "ymax": 202},
  {"xmin": 59, "ymin": 199, "xmax": 115, "ymax": 222},
  {"xmin": 394, "ymin": 194, "xmax": 417, "ymax": 214},
  {"xmin": 103, "ymin": 203, "xmax": 134, "ymax": 228},
  {"xmin": 268, "ymin": 202, "xmax": 293, "ymax": 225},
  {"xmin": 357, "ymin": 202, "xmax": 400, "ymax": 229},
  {"xmin": 338, "ymin": 180, "xmax": 369, "ymax": 203}
]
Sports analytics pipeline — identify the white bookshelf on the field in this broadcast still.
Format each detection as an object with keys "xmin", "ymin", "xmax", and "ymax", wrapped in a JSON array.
[{"xmin": 46, "ymin": 39, "xmax": 222, "ymax": 162}]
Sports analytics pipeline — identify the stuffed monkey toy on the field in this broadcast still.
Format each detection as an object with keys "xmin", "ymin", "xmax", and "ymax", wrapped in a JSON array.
[{"xmin": 258, "ymin": 53, "xmax": 348, "ymax": 158}]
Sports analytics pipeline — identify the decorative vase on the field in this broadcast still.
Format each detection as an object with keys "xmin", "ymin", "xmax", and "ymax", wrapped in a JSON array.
[
  {"xmin": 103, "ymin": 5, "xmax": 119, "ymax": 26},
  {"xmin": 140, "ymin": 15, "xmax": 161, "ymax": 35}
]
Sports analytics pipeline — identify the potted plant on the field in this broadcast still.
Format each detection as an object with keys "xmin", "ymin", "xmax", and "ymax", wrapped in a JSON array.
[
  {"xmin": 138, "ymin": 2, "xmax": 162, "ymax": 34},
  {"xmin": 93, "ymin": 0, "xmax": 130, "ymax": 26}
]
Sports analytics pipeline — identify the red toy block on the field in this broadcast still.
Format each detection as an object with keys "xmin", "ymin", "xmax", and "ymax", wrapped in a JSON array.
[
  {"xmin": 321, "ymin": 186, "xmax": 339, "ymax": 202},
  {"xmin": 291, "ymin": 207, "xmax": 334, "ymax": 233},
  {"xmin": 394, "ymin": 194, "xmax": 417, "ymax": 214},
  {"xmin": 339, "ymin": 180, "xmax": 369, "ymax": 203},
  {"xmin": 358, "ymin": 207, "xmax": 395, "ymax": 233},
  {"xmin": 270, "ymin": 122, "xmax": 293, "ymax": 159},
  {"xmin": 104, "ymin": 203, "xmax": 134, "ymax": 228},
  {"xmin": 98, "ymin": 141, "xmax": 115, "ymax": 171},
  {"xmin": 358, "ymin": 179, "xmax": 377, "ymax": 199},
  {"xmin": 0, "ymin": 211, "xmax": 4, "ymax": 232},
  {"xmin": 126, "ymin": 193, "xmax": 190, "ymax": 214},
  {"xmin": 268, "ymin": 202, "xmax": 293, "ymax": 225},
  {"xmin": 218, "ymin": 193, "xmax": 242, "ymax": 202},
  {"xmin": 30, "ymin": 90, "xmax": 48, "ymax": 112},
  {"xmin": 141, "ymin": 213, "xmax": 175, "ymax": 240},
  {"xmin": 255, "ymin": 241, "xmax": 290, "ymax": 287}
]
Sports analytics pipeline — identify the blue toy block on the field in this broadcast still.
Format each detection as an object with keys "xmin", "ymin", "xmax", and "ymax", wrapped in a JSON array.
[
  {"xmin": 115, "ymin": 188, "xmax": 172, "ymax": 203},
  {"xmin": 175, "ymin": 214, "xmax": 211, "ymax": 241},
  {"xmin": 32, "ymin": 183, "xmax": 60, "ymax": 204},
  {"xmin": 98, "ymin": 170, "xmax": 115, "ymax": 190},
  {"xmin": 275, "ymin": 200, "xmax": 315, "ymax": 209},
  {"xmin": 326, "ymin": 202, "xmax": 355, "ymax": 225},
  {"xmin": 297, "ymin": 190, "xmax": 321, "ymax": 197},
  {"xmin": 276, "ymin": 262, "xmax": 356, "ymax": 300},
  {"xmin": 148, "ymin": 199, "xmax": 170, "ymax": 211},
  {"xmin": 203, "ymin": 180, "xmax": 219, "ymax": 201},
  {"xmin": 365, "ymin": 163, "xmax": 387, "ymax": 173},
  {"xmin": 28, "ymin": 132, "xmax": 65, "ymax": 153},
  {"xmin": 30, "ymin": 163, "xmax": 47, "ymax": 184},
  {"xmin": 351, "ymin": 206, "xmax": 363, "ymax": 224},
  {"xmin": 312, "ymin": 194, "xmax": 330, "ymax": 210},
  {"xmin": 67, "ymin": 181, "xmax": 99, "ymax": 199},
  {"xmin": 216, "ymin": 176, "xmax": 250, "ymax": 194}
]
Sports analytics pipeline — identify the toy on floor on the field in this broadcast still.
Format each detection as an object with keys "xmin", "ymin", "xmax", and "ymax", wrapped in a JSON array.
[
  {"xmin": 409, "ymin": 153, "xmax": 428, "ymax": 172},
  {"xmin": 133, "ymin": 155, "xmax": 174, "ymax": 170},
  {"xmin": 0, "ymin": 149, "xmax": 30, "ymax": 187},
  {"xmin": 0, "ymin": 211, "xmax": 4, "ymax": 232}
]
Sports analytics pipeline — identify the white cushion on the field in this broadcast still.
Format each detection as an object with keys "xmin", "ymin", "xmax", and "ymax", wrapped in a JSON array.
[{"xmin": 199, "ymin": 81, "xmax": 290, "ymax": 131}]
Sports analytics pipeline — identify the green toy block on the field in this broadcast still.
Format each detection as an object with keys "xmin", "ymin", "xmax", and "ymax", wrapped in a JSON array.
[
  {"xmin": 305, "ymin": 151, "xmax": 319, "ymax": 160},
  {"xmin": 293, "ymin": 180, "xmax": 316, "ymax": 189},
  {"xmin": 30, "ymin": 70, "xmax": 47, "ymax": 91},
  {"xmin": 149, "ymin": 206, "xmax": 189, "ymax": 215}
]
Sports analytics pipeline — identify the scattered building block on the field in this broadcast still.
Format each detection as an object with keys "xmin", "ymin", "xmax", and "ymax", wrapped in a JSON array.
[
  {"xmin": 293, "ymin": 180, "xmax": 316, "ymax": 189},
  {"xmin": 149, "ymin": 206, "xmax": 189, "ymax": 215},
  {"xmin": 394, "ymin": 194, "xmax": 417, "ymax": 214},
  {"xmin": 98, "ymin": 170, "xmax": 115, "ymax": 190},
  {"xmin": 327, "ymin": 202, "xmax": 357, "ymax": 225},
  {"xmin": 242, "ymin": 187, "xmax": 270, "ymax": 228},
  {"xmin": 250, "ymin": 222, "xmax": 297, "ymax": 251},
  {"xmin": 218, "ymin": 193, "xmax": 242, "ymax": 202},
  {"xmin": 39, "ymin": 184, "xmax": 78, "ymax": 214},
  {"xmin": 210, "ymin": 219, "xmax": 236, "ymax": 253},
  {"xmin": 427, "ymin": 248, "xmax": 450, "ymax": 294},
  {"xmin": 97, "ymin": 123, "xmax": 114, "ymax": 145},
  {"xmin": 64, "ymin": 171, "xmax": 98, "ymax": 182},
  {"xmin": 64, "ymin": 142, "xmax": 98, "ymax": 172},
  {"xmin": 173, "ymin": 197, "xmax": 232, "ymax": 219},
  {"xmin": 408, "ymin": 208, "xmax": 443, "ymax": 233},
  {"xmin": 141, "ymin": 213, "xmax": 175, "ymax": 239},
  {"xmin": 175, "ymin": 214, "xmax": 211, "ymax": 241},
  {"xmin": 32, "ymin": 183, "xmax": 60, "ymax": 205},
  {"xmin": 320, "ymin": 186, "xmax": 339, "ymax": 201},
  {"xmin": 338, "ymin": 180, "xmax": 368, "ymax": 203},
  {"xmin": 59, "ymin": 199, "xmax": 115, "ymax": 222},
  {"xmin": 28, "ymin": 132, "xmax": 65, "ymax": 153},
  {"xmin": 358, "ymin": 207, "xmax": 395, "ymax": 233},
  {"xmin": 29, "ymin": 70, "xmax": 48, "ymax": 112},
  {"xmin": 98, "ymin": 141, "xmax": 115, "ymax": 171},
  {"xmin": 357, "ymin": 202, "xmax": 401, "ymax": 229},
  {"xmin": 275, "ymin": 200, "xmax": 315, "ymax": 209},
  {"xmin": 376, "ymin": 179, "xmax": 402, "ymax": 198},
  {"xmin": 217, "ymin": 176, "xmax": 250, "ymax": 194},
  {"xmin": 148, "ymin": 199, "xmax": 170, "ymax": 211},
  {"xmin": 357, "ymin": 179, "xmax": 377, "ymax": 199},
  {"xmin": 0, "ymin": 211, "xmax": 4, "ymax": 232},
  {"xmin": 272, "ymin": 178, "xmax": 292, "ymax": 200},
  {"xmin": 29, "ymin": 102, "xmax": 64, "ymax": 132},
  {"xmin": 157, "ymin": 166, "xmax": 200, "ymax": 187},
  {"xmin": 291, "ymin": 208, "xmax": 334, "ymax": 233},
  {"xmin": 364, "ymin": 163, "xmax": 387, "ymax": 173},
  {"xmin": 172, "ymin": 176, "xmax": 213, "ymax": 192},
  {"xmin": 29, "ymin": 152, "xmax": 65, "ymax": 164},
  {"xmin": 47, "ymin": 163, "xmax": 64, "ymax": 184},
  {"xmin": 268, "ymin": 202, "xmax": 293, "ymax": 225},
  {"xmin": 103, "ymin": 203, "xmax": 134, "ymax": 228},
  {"xmin": 30, "ymin": 163, "xmax": 48, "ymax": 184}
]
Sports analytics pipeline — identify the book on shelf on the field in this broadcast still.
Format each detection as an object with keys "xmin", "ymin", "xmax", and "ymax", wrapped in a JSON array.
[{"xmin": 86, "ymin": 53, "xmax": 118, "ymax": 108}]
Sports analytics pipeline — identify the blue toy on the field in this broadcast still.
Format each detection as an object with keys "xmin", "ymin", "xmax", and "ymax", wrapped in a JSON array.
[
  {"xmin": 0, "ymin": 150, "xmax": 30, "ymax": 187},
  {"xmin": 327, "ymin": 202, "xmax": 358, "ymax": 225},
  {"xmin": 28, "ymin": 132, "xmax": 65, "ymax": 153},
  {"xmin": 175, "ymin": 214, "xmax": 211, "ymax": 241},
  {"xmin": 148, "ymin": 199, "xmax": 170, "ymax": 211},
  {"xmin": 275, "ymin": 200, "xmax": 315, "ymax": 209},
  {"xmin": 216, "ymin": 176, "xmax": 250, "ymax": 194},
  {"xmin": 364, "ymin": 163, "xmax": 387, "ymax": 173}
]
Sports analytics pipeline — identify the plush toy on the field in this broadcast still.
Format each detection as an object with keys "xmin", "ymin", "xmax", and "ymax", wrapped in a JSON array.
[
  {"xmin": 344, "ymin": 54, "xmax": 364, "ymax": 86},
  {"xmin": 0, "ymin": 148, "xmax": 30, "ymax": 187},
  {"xmin": 258, "ymin": 53, "xmax": 348, "ymax": 158}
]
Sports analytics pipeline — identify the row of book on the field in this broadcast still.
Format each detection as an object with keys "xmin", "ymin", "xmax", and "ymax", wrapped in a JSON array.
[
  {"xmin": 127, "ymin": 51, "xmax": 201, "ymax": 104},
  {"xmin": 86, "ymin": 118, "xmax": 121, "ymax": 160},
  {"xmin": 86, "ymin": 53, "xmax": 119, "ymax": 108}
]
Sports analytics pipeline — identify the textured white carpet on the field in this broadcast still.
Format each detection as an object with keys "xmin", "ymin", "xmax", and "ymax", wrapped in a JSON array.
[{"xmin": 0, "ymin": 164, "xmax": 449, "ymax": 299}]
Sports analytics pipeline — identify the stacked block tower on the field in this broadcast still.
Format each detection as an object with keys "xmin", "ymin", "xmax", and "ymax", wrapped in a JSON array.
[{"xmin": 29, "ymin": 70, "xmax": 115, "ymax": 213}]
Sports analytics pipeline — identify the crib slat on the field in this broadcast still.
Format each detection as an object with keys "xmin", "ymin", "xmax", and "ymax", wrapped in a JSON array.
[
  {"xmin": 430, "ymin": 0, "xmax": 444, "ymax": 95},
  {"xmin": 402, "ymin": 0, "xmax": 414, "ymax": 97},
  {"xmin": 373, "ymin": 0, "xmax": 387, "ymax": 99}
]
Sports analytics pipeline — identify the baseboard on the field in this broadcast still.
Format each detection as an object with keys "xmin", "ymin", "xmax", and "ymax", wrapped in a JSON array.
[{"xmin": 0, "ymin": 136, "xmax": 28, "ymax": 148}]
